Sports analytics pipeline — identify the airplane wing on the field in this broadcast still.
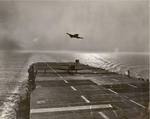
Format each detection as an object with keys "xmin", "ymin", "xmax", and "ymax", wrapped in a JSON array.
[
  {"xmin": 66, "ymin": 33, "xmax": 71, "ymax": 36},
  {"xmin": 74, "ymin": 34, "xmax": 79, "ymax": 37},
  {"xmin": 66, "ymin": 33, "xmax": 72, "ymax": 38},
  {"xmin": 66, "ymin": 33, "xmax": 84, "ymax": 39}
]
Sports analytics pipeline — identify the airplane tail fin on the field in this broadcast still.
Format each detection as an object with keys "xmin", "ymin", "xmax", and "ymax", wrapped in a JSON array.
[{"xmin": 79, "ymin": 37, "xmax": 83, "ymax": 39}]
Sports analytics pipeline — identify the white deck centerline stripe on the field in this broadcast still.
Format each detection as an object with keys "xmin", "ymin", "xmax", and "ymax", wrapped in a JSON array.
[
  {"xmin": 47, "ymin": 65, "xmax": 57, "ymax": 73},
  {"xmin": 47, "ymin": 64, "xmax": 69, "ymax": 85},
  {"xmin": 47, "ymin": 64, "xmax": 63, "ymax": 79},
  {"xmin": 128, "ymin": 84, "xmax": 137, "ymax": 88},
  {"xmin": 31, "ymin": 104, "xmax": 113, "ymax": 114},
  {"xmin": 111, "ymin": 79, "xmax": 118, "ymax": 82},
  {"xmin": 124, "ymin": 96, "xmax": 129, "ymax": 99},
  {"xmin": 108, "ymin": 89, "xmax": 118, "ymax": 94},
  {"xmin": 70, "ymin": 86, "xmax": 77, "ymax": 91},
  {"xmin": 59, "ymin": 76, "xmax": 63, "ymax": 78},
  {"xmin": 64, "ymin": 80, "xmax": 68, "ymax": 83},
  {"xmin": 112, "ymin": 110, "xmax": 118, "ymax": 118},
  {"xmin": 81, "ymin": 95, "xmax": 90, "ymax": 103},
  {"xmin": 57, "ymin": 73, "xmax": 62, "ymax": 77},
  {"xmin": 98, "ymin": 112, "xmax": 110, "ymax": 119},
  {"xmin": 130, "ymin": 99, "xmax": 145, "ymax": 109}
]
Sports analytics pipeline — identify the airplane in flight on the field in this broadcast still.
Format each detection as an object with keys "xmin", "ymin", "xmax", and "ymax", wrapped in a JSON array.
[{"xmin": 66, "ymin": 33, "xmax": 84, "ymax": 39}]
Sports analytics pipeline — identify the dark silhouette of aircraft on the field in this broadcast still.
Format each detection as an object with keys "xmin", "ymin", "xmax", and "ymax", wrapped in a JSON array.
[{"xmin": 66, "ymin": 33, "xmax": 83, "ymax": 39}]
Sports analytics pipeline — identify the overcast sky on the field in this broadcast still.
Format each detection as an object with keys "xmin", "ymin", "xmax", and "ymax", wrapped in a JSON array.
[{"xmin": 0, "ymin": 0, "xmax": 148, "ymax": 52}]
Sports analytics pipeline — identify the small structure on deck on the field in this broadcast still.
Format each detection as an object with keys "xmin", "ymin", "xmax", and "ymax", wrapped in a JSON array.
[{"xmin": 67, "ymin": 59, "xmax": 80, "ymax": 74}]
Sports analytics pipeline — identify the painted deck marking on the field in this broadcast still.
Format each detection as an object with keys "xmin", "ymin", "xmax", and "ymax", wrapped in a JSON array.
[
  {"xmin": 112, "ymin": 110, "xmax": 118, "ymax": 118},
  {"xmin": 64, "ymin": 80, "xmax": 68, "ymax": 83},
  {"xmin": 98, "ymin": 112, "xmax": 110, "ymax": 119},
  {"xmin": 81, "ymin": 95, "xmax": 90, "ymax": 103},
  {"xmin": 108, "ymin": 89, "xmax": 118, "ymax": 94},
  {"xmin": 128, "ymin": 84, "xmax": 137, "ymax": 88},
  {"xmin": 47, "ymin": 65, "xmax": 57, "ymax": 73},
  {"xmin": 124, "ymin": 96, "xmax": 129, "ymax": 99},
  {"xmin": 111, "ymin": 79, "xmax": 118, "ymax": 82},
  {"xmin": 31, "ymin": 104, "xmax": 113, "ymax": 114},
  {"xmin": 130, "ymin": 99, "xmax": 145, "ymax": 109},
  {"xmin": 59, "ymin": 76, "xmax": 63, "ymax": 78},
  {"xmin": 47, "ymin": 64, "xmax": 63, "ymax": 79},
  {"xmin": 70, "ymin": 86, "xmax": 77, "ymax": 91}
]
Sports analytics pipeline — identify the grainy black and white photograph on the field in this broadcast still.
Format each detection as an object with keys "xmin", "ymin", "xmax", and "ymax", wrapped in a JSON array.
[{"xmin": 0, "ymin": 0, "xmax": 149, "ymax": 119}]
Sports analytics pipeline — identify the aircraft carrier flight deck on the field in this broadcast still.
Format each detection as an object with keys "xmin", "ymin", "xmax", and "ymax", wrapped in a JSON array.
[{"xmin": 29, "ymin": 61, "xmax": 149, "ymax": 119}]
